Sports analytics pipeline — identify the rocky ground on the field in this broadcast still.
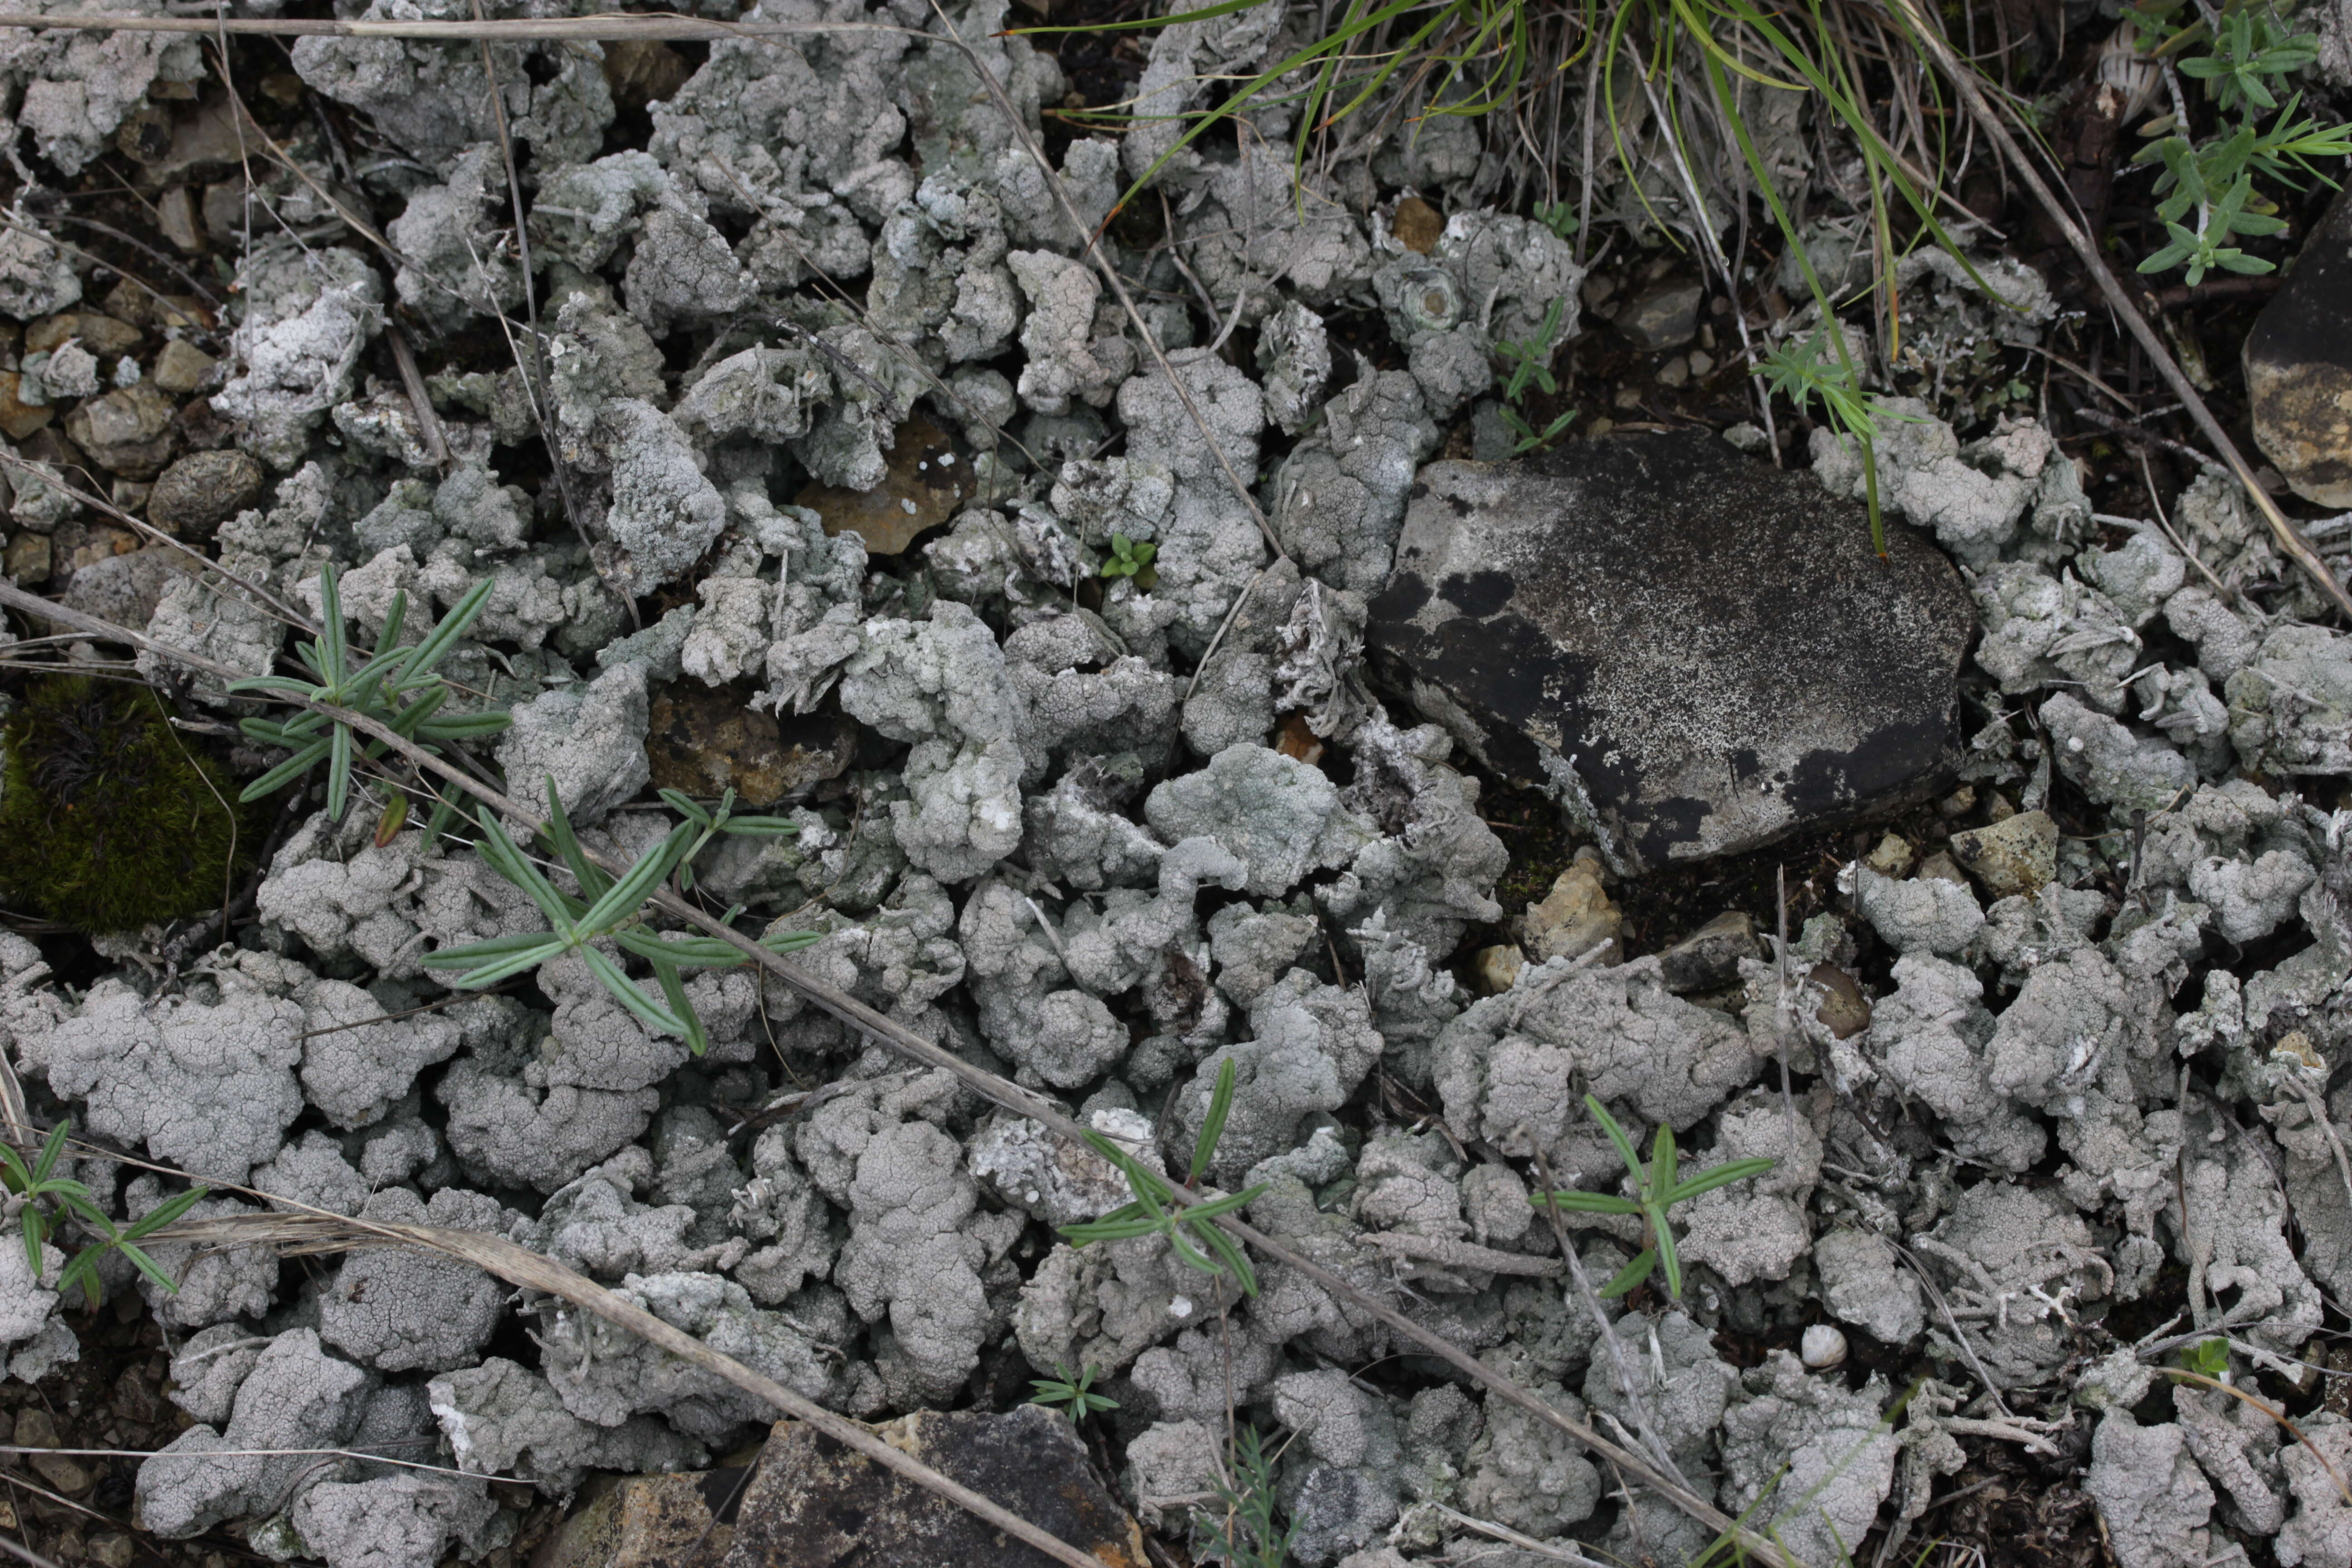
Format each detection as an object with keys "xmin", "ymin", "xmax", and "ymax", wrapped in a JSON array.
[{"xmin": 0, "ymin": 1, "xmax": 2349, "ymax": 1567}]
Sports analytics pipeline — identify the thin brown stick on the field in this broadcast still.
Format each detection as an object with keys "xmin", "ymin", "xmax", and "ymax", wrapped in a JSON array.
[
  {"xmin": 0, "ymin": 579, "xmax": 1803, "ymax": 1568},
  {"xmin": 1885, "ymin": 0, "xmax": 2352, "ymax": 623},
  {"xmin": 157, "ymin": 1213, "xmax": 1107, "ymax": 1568},
  {"xmin": 384, "ymin": 324, "xmax": 451, "ymax": 470}
]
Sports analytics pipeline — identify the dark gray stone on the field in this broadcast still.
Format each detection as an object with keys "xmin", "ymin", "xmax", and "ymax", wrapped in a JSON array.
[
  {"xmin": 1365, "ymin": 432, "xmax": 1974, "ymax": 871},
  {"xmin": 1658, "ymin": 911, "xmax": 1759, "ymax": 994},
  {"xmin": 1615, "ymin": 280, "xmax": 1704, "ymax": 352},
  {"xmin": 147, "ymin": 449, "xmax": 263, "ymax": 539},
  {"xmin": 723, "ymin": 1406, "xmax": 1146, "ymax": 1568},
  {"xmin": 2247, "ymin": 184, "xmax": 2352, "ymax": 507}
]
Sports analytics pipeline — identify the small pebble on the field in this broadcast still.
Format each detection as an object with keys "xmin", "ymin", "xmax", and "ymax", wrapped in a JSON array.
[
  {"xmin": 1656, "ymin": 355, "xmax": 1690, "ymax": 388},
  {"xmin": 1801, "ymin": 1324, "xmax": 1849, "ymax": 1370},
  {"xmin": 1686, "ymin": 349, "xmax": 1715, "ymax": 377},
  {"xmin": 1473, "ymin": 943, "xmax": 1526, "ymax": 995}
]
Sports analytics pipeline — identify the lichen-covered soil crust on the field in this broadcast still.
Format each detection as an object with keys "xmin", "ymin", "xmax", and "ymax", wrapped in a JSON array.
[{"xmin": 0, "ymin": 3, "xmax": 2350, "ymax": 1567}]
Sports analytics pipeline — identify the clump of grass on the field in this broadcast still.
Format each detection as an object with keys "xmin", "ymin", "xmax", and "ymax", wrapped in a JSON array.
[{"xmin": 0, "ymin": 676, "xmax": 253, "ymax": 933}]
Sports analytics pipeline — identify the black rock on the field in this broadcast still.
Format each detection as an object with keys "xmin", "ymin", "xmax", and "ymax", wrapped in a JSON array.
[
  {"xmin": 1366, "ymin": 431, "xmax": 1974, "ymax": 871},
  {"xmin": 725, "ymin": 1406, "xmax": 1146, "ymax": 1568},
  {"xmin": 2247, "ymin": 184, "xmax": 2352, "ymax": 507}
]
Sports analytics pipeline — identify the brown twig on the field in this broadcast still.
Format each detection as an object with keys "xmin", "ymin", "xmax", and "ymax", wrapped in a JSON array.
[{"xmin": 383, "ymin": 323, "xmax": 451, "ymax": 470}]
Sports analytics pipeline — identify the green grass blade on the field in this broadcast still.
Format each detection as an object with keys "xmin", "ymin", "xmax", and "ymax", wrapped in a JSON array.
[{"xmin": 1658, "ymin": 1215, "xmax": 1684, "ymax": 1301}]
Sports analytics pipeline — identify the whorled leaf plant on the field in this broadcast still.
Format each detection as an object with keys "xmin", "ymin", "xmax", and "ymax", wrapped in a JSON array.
[
  {"xmin": 1530, "ymin": 1093, "xmax": 1775, "ymax": 1302},
  {"xmin": 230, "ymin": 564, "xmax": 511, "ymax": 822},
  {"xmin": 422, "ymin": 780, "xmax": 821, "ymax": 1055}
]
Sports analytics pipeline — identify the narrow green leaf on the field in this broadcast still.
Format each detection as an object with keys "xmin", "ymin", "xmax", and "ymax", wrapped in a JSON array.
[
  {"xmin": 30, "ymin": 1119, "xmax": 68, "ymax": 1184},
  {"xmin": 237, "ymin": 738, "xmax": 333, "ymax": 803},
  {"xmin": 1666, "ymin": 1158, "xmax": 1780, "ymax": 1205},
  {"xmin": 1529, "ymin": 1189, "xmax": 1645, "ymax": 1216},
  {"xmin": 439, "ymin": 938, "xmax": 571, "ymax": 990},
  {"xmin": 326, "ymin": 723, "xmax": 353, "ymax": 822},
  {"xmin": 114, "ymin": 1239, "xmax": 184, "ymax": 1296},
  {"xmin": 543, "ymin": 777, "xmax": 611, "ymax": 902},
  {"xmin": 1191, "ymin": 1058, "xmax": 1236, "ymax": 1184},
  {"xmin": 1586, "ymin": 1094, "xmax": 1646, "ymax": 1183},
  {"xmin": 1657, "ymin": 1216, "xmax": 1684, "ymax": 1302},
  {"xmin": 120, "ymin": 1185, "xmax": 209, "ymax": 1241},
  {"xmin": 580, "ymin": 947, "xmax": 691, "ymax": 1037},
  {"xmin": 1599, "ymin": 1248, "xmax": 1657, "ymax": 1297}
]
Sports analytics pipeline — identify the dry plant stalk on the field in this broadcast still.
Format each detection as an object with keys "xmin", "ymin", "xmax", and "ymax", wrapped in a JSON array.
[
  {"xmin": 0, "ymin": 578, "xmax": 1808, "ymax": 1568},
  {"xmin": 156, "ymin": 1212, "xmax": 1111, "ymax": 1568}
]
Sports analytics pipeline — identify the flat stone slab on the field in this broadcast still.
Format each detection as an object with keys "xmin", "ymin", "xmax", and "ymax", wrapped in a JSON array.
[
  {"xmin": 722, "ymin": 1406, "xmax": 1147, "ymax": 1568},
  {"xmin": 2247, "ymin": 185, "xmax": 2352, "ymax": 507},
  {"xmin": 1366, "ymin": 431, "xmax": 1974, "ymax": 871}
]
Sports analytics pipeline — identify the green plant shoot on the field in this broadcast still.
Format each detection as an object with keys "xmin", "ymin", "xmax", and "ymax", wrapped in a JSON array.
[
  {"xmin": 1, "ymin": 1120, "xmax": 206, "ymax": 1308},
  {"xmin": 1101, "ymin": 533, "xmax": 1158, "ymax": 580},
  {"xmin": 1061, "ymin": 1058, "xmax": 1264, "ymax": 1296},
  {"xmin": 230, "ymin": 564, "xmax": 511, "ymax": 823},
  {"xmin": 1030, "ymin": 1362, "xmax": 1120, "ymax": 1422},
  {"xmin": 1529, "ymin": 1094, "xmax": 1776, "ymax": 1302},
  {"xmin": 1210, "ymin": 1424, "xmax": 1297, "ymax": 1568},
  {"xmin": 422, "ymin": 780, "xmax": 818, "ymax": 1055}
]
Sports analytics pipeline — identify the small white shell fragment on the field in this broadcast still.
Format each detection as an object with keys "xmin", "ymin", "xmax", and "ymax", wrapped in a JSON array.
[{"xmin": 1801, "ymin": 1324, "xmax": 1849, "ymax": 1370}]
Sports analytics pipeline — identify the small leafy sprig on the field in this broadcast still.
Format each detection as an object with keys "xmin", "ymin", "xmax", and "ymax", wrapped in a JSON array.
[
  {"xmin": 1494, "ymin": 296, "xmax": 1578, "ymax": 455},
  {"xmin": 230, "ymin": 565, "xmax": 510, "ymax": 822},
  {"xmin": 1754, "ymin": 327, "xmax": 1922, "ymax": 558},
  {"xmin": 1059, "ymin": 1058, "xmax": 1264, "ymax": 1296},
  {"xmin": 2124, "ymin": 2, "xmax": 2352, "ymax": 284},
  {"xmin": 1534, "ymin": 199, "xmax": 1580, "ymax": 241},
  {"xmin": 1029, "ymin": 1362, "xmax": 1119, "ymax": 1422},
  {"xmin": 422, "ymin": 780, "xmax": 818, "ymax": 1055},
  {"xmin": 2, "ymin": 1120, "xmax": 206, "ymax": 1308},
  {"xmin": 1529, "ymin": 1094, "xmax": 1776, "ymax": 1303},
  {"xmin": 1099, "ymin": 532, "xmax": 1158, "ymax": 581},
  {"xmin": 1210, "ymin": 1425, "xmax": 1297, "ymax": 1568},
  {"xmin": 2133, "ymin": 99, "xmax": 2352, "ymax": 283}
]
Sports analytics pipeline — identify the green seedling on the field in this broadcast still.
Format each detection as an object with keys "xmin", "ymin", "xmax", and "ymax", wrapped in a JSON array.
[
  {"xmin": 1100, "ymin": 533, "xmax": 1158, "ymax": 580},
  {"xmin": 1754, "ymin": 328, "xmax": 1927, "ymax": 558},
  {"xmin": 1210, "ymin": 1424, "xmax": 1297, "ymax": 1568},
  {"xmin": 1060, "ymin": 1058, "xmax": 1264, "ymax": 1297},
  {"xmin": 1494, "ymin": 296, "xmax": 1578, "ymax": 455},
  {"xmin": 230, "ymin": 564, "xmax": 511, "ymax": 823},
  {"xmin": 1529, "ymin": 1093, "xmax": 1776, "ymax": 1302},
  {"xmin": 2176, "ymin": 1337, "xmax": 2231, "ymax": 1379},
  {"xmin": 1534, "ymin": 199, "xmax": 1580, "ymax": 240},
  {"xmin": 1029, "ymin": 1362, "xmax": 1119, "ymax": 1422},
  {"xmin": 2124, "ymin": 1, "xmax": 2352, "ymax": 283},
  {"xmin": 2, "ymin": 1120, "xmax": 206, "ymax": 1308},
  {"xmin": 422, "ymin": 779, "xmax": 817, "ymax": 1055}
]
